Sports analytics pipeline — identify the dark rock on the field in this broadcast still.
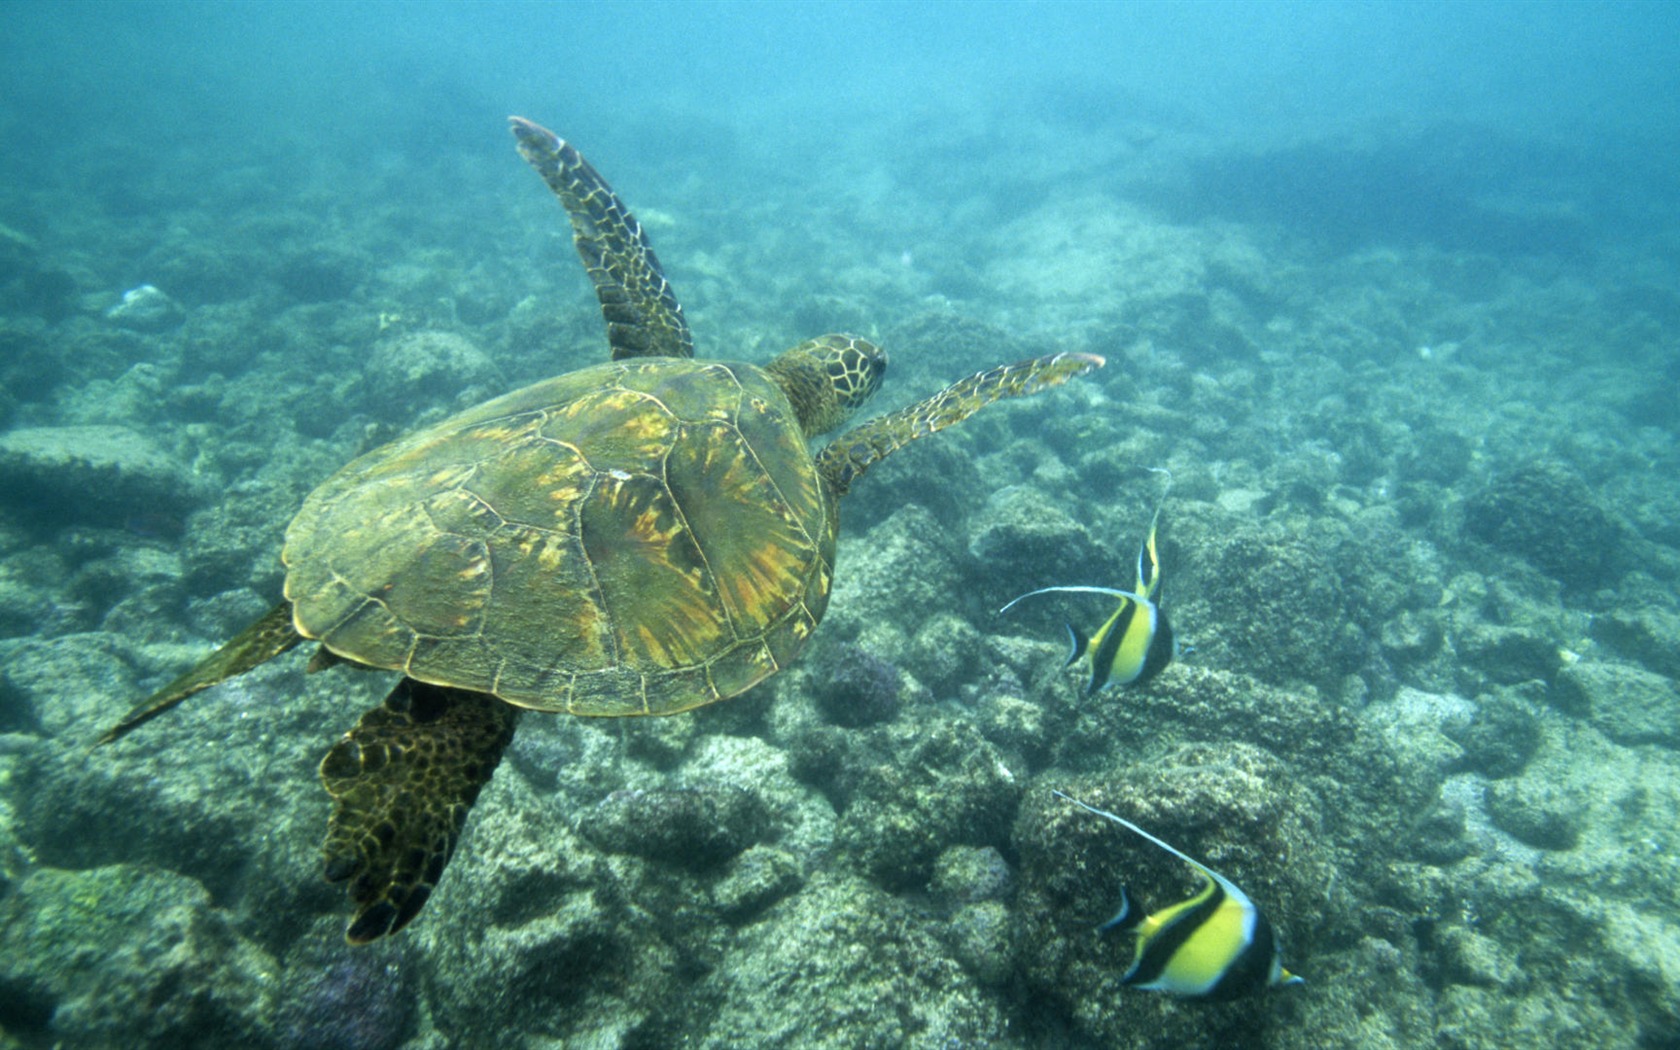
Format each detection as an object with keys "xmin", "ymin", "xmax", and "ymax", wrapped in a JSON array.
[
  {"xmin": 1464, "ymin": 462, "xmax": 1616, "ymax": 588},
  {"xmin": 579, "ymin": 784, "xmax": 768, "ymax": 868},
  {"xmin": 1485, "ymin": 778, "xmax": 1580, "ymax": 851},
  {"xmin": 1457, "ymin": 623, "xmax": 1560, "ymax": 685},
  {"xmin": 711, "ymin": 845, "xmax": 803, "ymax": 922},
  {"xmin": 361, "ymin": 329, "xmax": 502, "ymax": 419},
  {"xmin": 811, "ymin": 643, "xmax": 902, "ymax": 727},
  {"xmin": 0, "ymin": 425, "xmax": 205, "ymax": 531},
  {"xmin": 275, "ymin": 923, "xmax": 416, "ymax": 1050},
  {"xmin": 0, "ymin": 864, "xmax": 277, "ymax": 1049},
  {"xmin": 930, "ymin": 844, "xmax": 1014, "ymax": 905},
  {"xmin": 697, "ymin": 873, "xmax": 1006, "ymax": 1047},
  {"xmin": 1446, "ymin": 692, "xmax": 1544, "ymax": 777},
  {"xmin": 1591, "ymin": 605, "xmax": 1680, "ymax": 679},
  {"xmin": 1552, "ymin": 661, "xmax": 1680, "ymax": 748}
]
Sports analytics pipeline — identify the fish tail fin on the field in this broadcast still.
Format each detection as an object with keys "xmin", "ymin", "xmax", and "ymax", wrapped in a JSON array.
[
  {"xmin": 1099, "ymin": 887, "xmax": 1142, "ymax": 933},
  {"xmin": 1062, "ymin": 623, "xmax": 1090, "ymax": 668}
]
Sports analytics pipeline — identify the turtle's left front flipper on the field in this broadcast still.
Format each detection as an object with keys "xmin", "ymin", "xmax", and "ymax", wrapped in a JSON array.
[
  {"xmin": 319, "ymin": 679, "xmax": 523, "ymax": 943},
  {"xmin": 815, "ymin": 352, "xmax": 1105, "ymax": 496}
]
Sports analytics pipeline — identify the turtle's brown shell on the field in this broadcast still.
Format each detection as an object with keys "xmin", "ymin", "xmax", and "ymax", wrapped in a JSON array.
[{"xmin": 282, "ymin": 357, "xmax": 834, "ymax": 715}]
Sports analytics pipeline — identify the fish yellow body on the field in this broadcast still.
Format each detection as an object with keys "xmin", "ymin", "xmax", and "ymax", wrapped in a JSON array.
[
  {"xmin": 1000, "ymin": 476, "xmax": 1177, "ymax": 693},
  {"xmin": 1054, "ymin": 790, "xmax": 1303, "ymax": 1000}
]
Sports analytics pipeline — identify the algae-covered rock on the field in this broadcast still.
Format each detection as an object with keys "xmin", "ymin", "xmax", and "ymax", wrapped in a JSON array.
[
  {"xmin": 1445, "ymin": 689, "xmax": 1544, "ymax": 778},
  {"xmin": 416, "ymin": 781, "xmax": 678, "ymax": 1045},
  {"xmin": 274, "ymin": 919, "xmax": 417, "ymax": 1050},
  {"xmin": 1194, "ymin": 529, "xmax": 1362, "ymax": 693},
  {"xmin": 1379, "ymin": 607, "xmax": 1446, "ymax": 664},
  {"xmin": 966, "ymin": 483, "xmax": 1102, "ymax": 601},
  {"xmin": 274, "ymin": 245, "xmax": 367, "ymax": 303},
  {"xmin": 1591, "ymin": 604, "xmax": 1680, "ymax": 679},
  {"xmin": 1064, "ymin": 664, "xmax": 1359, "ymax": 774},
  {"xmin": 0, "ymin": 425, "xmax": 205, "ymax": 530},
  {"xmin": 948, "ymin": 899, "xmax": 1015, "ymax": 985},
  {"xmin": 1013, "ymin": 747, "xmax": 1331, "ymax": 1047},
  {"xmin": 0, "ymin": 632, "xmax": 139, "ymax": 736},
  {"xmin": 1437, "ymin": 926, "xmax": 1520, "ymax": 989},
  {"xmin": 579, "ymin": 784, "xmax": 769, "ymax": 868},
  {"xmin": 697, "ymin": 873, "xmax": 1007, "ymax": 1047},
  {"xmin": 1485, "ymin": 775, "xmax": 1582, "ymax": 851},
  {"xmin": 1456, "ymin": 622, "xmax": 1560, "ymax": 686},
  {"xmin": 930, "ymin": 844, "xmax": 1015, "ymax": 905},
  {"xmin": 0, "ymin": 864, "xmax": 277, "ymax": 1049},
  {"xmin": 1463, "ymin": 461, "xmax": 1617, "ymax": 589},
  {"xmin": 361, "ymin": 329, "xmax": 503, "ymax": 418},
  {"xmin": 711, "ymin": 844, "xmax": 803, "ymax": 921},
  {"xmin": 105, "ymin": 283, "xmax": 185, "ymax": 331},
  {"xmin": 908, "ymin": 611, "xmax": 984, "ymax": 698},
  {"xmin": 810, "ymin": 641, "xmax": 903, "ymax": 726},
  {"xmin": 23, "ymin": 657, "xmax": 361, "ymax": 947},
  {"xmin": 0, "ymin": 318, "xmax": 56, "ymax": 420},
  {"xmin": 1552, "ymin": 660, "xmax": 1680, "ymax": 748},
  {"xmin": 833, "ymin": 716, "xmax": 1021, "ymax": 889},
  {"xmin": 822, "ymin": 503, "xmax": 962, "ymax": 652}
]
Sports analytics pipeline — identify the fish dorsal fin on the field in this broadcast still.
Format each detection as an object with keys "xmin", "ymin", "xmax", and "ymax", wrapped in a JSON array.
[
  {"xmin": 1052, "ymin": 790, "xmax": 1251, "ymax": 907},
  {"xmin": 1135, "ymin": 468, "xmax": 1172, "ymax": 599},
  {"xmin": 999, "ymin": 585, "xmax": 1152, "ymax": 616}
]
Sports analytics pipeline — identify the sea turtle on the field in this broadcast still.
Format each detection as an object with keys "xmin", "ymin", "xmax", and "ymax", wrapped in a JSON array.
[{"xmin": 100, "ymin": 117, "xmax": 1103, "ymax": 943}]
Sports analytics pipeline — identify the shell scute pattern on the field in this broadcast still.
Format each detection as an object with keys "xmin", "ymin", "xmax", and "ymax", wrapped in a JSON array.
[{"xmin": 284, "ymin": 357, "xmax": 831, "ymax": 716}]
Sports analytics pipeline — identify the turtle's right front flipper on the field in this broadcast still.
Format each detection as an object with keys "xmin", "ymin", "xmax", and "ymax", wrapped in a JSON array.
[
  {"xmin": 97, "ymin": 600, "xmax": 303, "ymax": 745},
  {"xmin": 510, "ymin": 116, "xmax": 693, "ymax": 362},
  {"xmin": 319, "ymin": 678, "xmax": 522, "ymax": 944}
]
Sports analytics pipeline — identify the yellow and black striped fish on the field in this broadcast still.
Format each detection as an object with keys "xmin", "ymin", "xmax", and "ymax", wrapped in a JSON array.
[
  {"xmin": 1000, "ymin": 475, "xmax": 1177, "ymax": 693},
  {"xmin": 1054, "ymin": 790, "xmax": 1303, "ymax": 1000}
]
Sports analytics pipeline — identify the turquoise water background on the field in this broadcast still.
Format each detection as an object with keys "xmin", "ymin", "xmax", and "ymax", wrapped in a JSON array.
[{"xmin": 3, "ymin": 2, "xmax": 1679, "ymax": 1048}]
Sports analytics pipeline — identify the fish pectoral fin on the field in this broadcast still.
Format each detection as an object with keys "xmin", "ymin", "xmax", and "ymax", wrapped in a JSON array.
[
  {"xmin": 1098, "ymin": 886, "xmax": 1142, "ymax": 933},
  {"xmin": 1063, "ymin": 623, "xmax": 1090, "ymax": 667}
]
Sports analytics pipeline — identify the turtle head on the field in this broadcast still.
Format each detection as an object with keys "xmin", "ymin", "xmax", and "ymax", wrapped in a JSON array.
[{"xmin": 764, "ymin": 334, "xmax": 887, "ymax": 438}]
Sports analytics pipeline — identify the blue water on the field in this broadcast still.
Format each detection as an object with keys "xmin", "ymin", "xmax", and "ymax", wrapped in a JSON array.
[{"xmin": 3, "ymin": 2, "xmax": 1679, "ymax": 1048}]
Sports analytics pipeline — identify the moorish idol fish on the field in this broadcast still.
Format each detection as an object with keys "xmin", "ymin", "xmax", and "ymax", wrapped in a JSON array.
[
  {"xmin": 1053, "ymin": 789, "xmax": 1303, "ymax": 1000},
  {"xmin": 999, "ymin": 472, "xmax": 1177, "ymax": 693}
]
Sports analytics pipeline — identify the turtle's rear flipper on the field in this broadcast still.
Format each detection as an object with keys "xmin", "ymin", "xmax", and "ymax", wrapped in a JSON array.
[
  {"xmin": 98, "ymin": 601, "xmax": 303, "ymax": 745},
  {"xmin": 319, "ymin": 678, "xmax": 522, "ymax": 943}
]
